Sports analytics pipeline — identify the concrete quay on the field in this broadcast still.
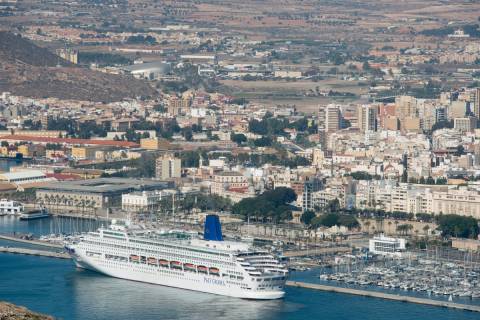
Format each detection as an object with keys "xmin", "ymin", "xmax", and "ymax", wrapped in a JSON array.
[
  {"xmin": 0, "ymin": 235, "xmax": 63, "ymax": 248},
  {"xmin": 286, "ymin": 281, "xmax": 480, "ymax": 313},
  {"xmin": 0, "ymin": 246, "xmax": 70, "ymax": 259}
]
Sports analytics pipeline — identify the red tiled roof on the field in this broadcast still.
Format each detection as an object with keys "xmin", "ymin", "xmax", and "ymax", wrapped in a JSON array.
[{"xmin": 0, "ymin": 135, "xmax": 139, "ymax": 148}]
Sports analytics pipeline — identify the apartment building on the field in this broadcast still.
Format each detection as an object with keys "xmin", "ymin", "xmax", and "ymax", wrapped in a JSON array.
[{"xmin": 155, "ymin": 154, "xmax": 181, "ymax": 180}]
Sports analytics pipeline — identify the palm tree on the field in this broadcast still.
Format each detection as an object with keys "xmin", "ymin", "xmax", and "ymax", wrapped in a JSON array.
[
  {"xmin": 423, "ymin": 225, "xmax": 430, "ymax": 237},
  {"xmin": 364, "ymin": 221, "xmax": 371, "ymax": 234}
]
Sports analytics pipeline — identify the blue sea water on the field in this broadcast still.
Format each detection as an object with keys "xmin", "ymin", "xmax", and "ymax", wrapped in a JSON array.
[{"xmin": 0, "ymin": 217, "xmax": 479, "ymax": 320}]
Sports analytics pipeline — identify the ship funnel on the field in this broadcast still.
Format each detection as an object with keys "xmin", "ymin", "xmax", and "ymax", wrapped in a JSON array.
[{"xmin": 203, "ymin": 214, "xmax": 223, "ymax": 241}]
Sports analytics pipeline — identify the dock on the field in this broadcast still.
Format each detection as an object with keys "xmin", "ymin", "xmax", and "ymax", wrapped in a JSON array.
[
  {"xmin": 0, "ymin": 235, "xmax": 63, "ymax": 248},
  {"xmin": 286, "ymin": 281, "xmax": 480, "ymax": 313},
  {"xmin": 283, "ymin": 246, "xmax": 351, "ymax": 257},
  {"xmin": 0, "ymin": 246, "xmax": 70, "ymax": 259}
]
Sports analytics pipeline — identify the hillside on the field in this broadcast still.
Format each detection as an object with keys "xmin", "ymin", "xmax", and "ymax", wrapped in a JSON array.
[
  {"xmin": 0, "ymin": 301, "xmax": 53, "ymax": 319},
  {"xmin": 0, "ymin": 32, "xmax": 157, "ymax": 102}
]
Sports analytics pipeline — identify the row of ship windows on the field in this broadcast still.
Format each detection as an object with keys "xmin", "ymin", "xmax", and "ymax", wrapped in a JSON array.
[
  {"xmin": 86, "ymin": 240, "xmax": 234, "ymax": 265},
  {"xmin": 102, "ymin": 253, "xmax": 246, "ymax": 280},
  {"xmin": 83, "ymin": 242, "xmax": 235, "ymax": 267},
  {"xmin": 96, "ymin": 234, "xmax": 231, "ymax": 260}
]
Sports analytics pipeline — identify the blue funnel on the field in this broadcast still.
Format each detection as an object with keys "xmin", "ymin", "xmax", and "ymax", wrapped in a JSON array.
[{"xmin": 204, "ymin": 214, "xmax": 223, "ymax": 241}]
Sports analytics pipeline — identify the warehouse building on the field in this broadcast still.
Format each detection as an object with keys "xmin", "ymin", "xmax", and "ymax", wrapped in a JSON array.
[{"xmin": 36, "ymin": 178, "xmax": 174, "ymax": 214}]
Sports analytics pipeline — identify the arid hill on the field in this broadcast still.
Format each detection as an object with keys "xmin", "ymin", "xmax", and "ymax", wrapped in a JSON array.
[{"xmin": 0, "ymin": 32, "xmax": 157, "ymax": 102}]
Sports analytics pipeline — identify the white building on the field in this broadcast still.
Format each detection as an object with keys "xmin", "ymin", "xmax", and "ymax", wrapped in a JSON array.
[
  {"xmin": 0, "ymin": 170, "xmax": 52, "ymax": 185},
  {"xmin": 369, "ymin": 234, "xmax": 406, "ymax": 257},
  {"xmin": 155, "ymin": 154, "xmax": 181, "ymax": 180}
]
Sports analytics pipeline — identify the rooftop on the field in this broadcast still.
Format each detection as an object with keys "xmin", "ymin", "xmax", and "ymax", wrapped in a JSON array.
[
  {"xmin": 0, "ymin": 135, "xmax": 139, "ymax": 148},
  {"xmin": 37, "ymin": 177, "xmax": 173, "ymax": 194}
]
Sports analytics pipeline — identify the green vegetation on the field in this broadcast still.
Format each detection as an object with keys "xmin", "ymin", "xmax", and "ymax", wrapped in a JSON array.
[
  {"xmin": 157, "ymin": 194, "xmax": 232, "ymax": 214},
  {"xmin": 232, "ymin": 187, "xmax": 297, "ymax": 223},
  {"xmin": 346, "ymin": 171, "xmax": 381, "ymax": 180},
  {"xmin": 126, "ymin": 35, "xmax": 157, "ymax": 45},
  {"xmin": 248, "ymin": 115, "xmax": 288, "ymax": 136},
  {"xmin": 437, "ymin": 214, "xmax": 479, "ymax": 239},
  {"xmin": 231, "ymin": 133, "xmax": 247, "ymax": 145},
  {"xmin": 420, "ymin": 24, "xmax": 480, "ymax": 38},
  {"xmin": 300, "ymin": 210, "xmax": 316, "ymax": 225},
  {"xmin": 309, "ymin": 213, "xmax": 360, "ymax": 229},
  {"xmin": 78, "ymin": 52, "xmax": 132, "ymax": 66},
  {"xmin": 408, "ymin": 176, "xmax": 447, "ymax": 185},
  {"xmin": 396, "ymin": 223, "xmax": 414, "ymax": 236}
]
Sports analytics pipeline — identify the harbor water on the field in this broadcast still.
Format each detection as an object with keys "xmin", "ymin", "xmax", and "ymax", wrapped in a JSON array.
[{"xmin": 0, "ymin": 217, "xmax": 479, "ymax": 320}]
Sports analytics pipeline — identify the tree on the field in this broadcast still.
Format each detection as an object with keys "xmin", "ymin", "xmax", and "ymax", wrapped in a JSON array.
[
  {"xmin": 326, "ymin": 198, "xmax": 340, "ymax": 213},
  {"xmin": 426, "ymin": 176, "xmax": 435, "ymax": 185},
  {"xmin": 232, "ymin": 187, "xmax": 297, "ymax": 223},
  {"xmin": 310, "ymin": 213, "xmax": 359, "ymax": 229},
  {"xmin": 231, "ymin": 133, "xmax": 247, "ymax": 145},
  {"xmin": 183, "ymin": 127, "xmax": 193, "ymax": 141},
  {"xmin": 301, "ymin": 210, "xmax": 316, "ymax": 225},
  {"xmin": 436, "ymin": 214, "xmax": 479, "ymax": 238},
  {"xmin": 253, "ymin": 136, "xmax": 272, "ymax": 147},
  {"xmin": 423, "ymin": 225, "xmax": 430, "ymax": 236},
  {"xmin": 363, "ymin": 220, "xmax": 371, "ymax": 233}
]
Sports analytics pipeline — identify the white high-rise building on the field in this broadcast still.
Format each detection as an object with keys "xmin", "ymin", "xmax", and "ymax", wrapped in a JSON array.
[{"xmin": 156, "ymin": 154, "xmax": 181, "ymax": 180}]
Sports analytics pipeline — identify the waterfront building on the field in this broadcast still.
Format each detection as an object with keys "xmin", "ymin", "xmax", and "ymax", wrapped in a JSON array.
[
  {"xmin": 369, "ymin": 234, "xmax": 406, "ymax": 257},
  {"xmin": 36, "ymin": 178, "xmax": 173, "ymax": 213}
]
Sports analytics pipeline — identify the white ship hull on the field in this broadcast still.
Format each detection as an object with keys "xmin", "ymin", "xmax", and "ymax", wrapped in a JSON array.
[{"xmin": 71, "ymin": 251, "xmax": 285, "ymax": 300}]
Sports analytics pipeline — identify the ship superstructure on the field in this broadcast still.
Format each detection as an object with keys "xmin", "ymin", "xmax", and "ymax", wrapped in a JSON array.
[{"xmin": 65, "ymin": 215, "xmax": 287, "ymax": 299}]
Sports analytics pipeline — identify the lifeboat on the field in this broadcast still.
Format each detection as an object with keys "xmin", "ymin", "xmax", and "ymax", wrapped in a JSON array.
[
  {"xmin": 197, "ymin": 265, "xmax": 208, "ymax": 273},
  {"xmin": 147, "ymin": 257, "xmax": 157, "ymax": 265},
  {"xmin": 130, "ymin": 255, "xmax": 139, "ymax": 262},
  {"xmin": 159, "ymin": 259, "xmax": 169, "ymax": 267},
  {"xmin": 209, "ymin": 267, "xmax": 220, "ymax": 275},
  {"xmin": 171, "ymin": 261, "xmax": 182, "ymax": 269},
  {"xmin": 184, "ymin": 263, "xmax": 196, "ymax": 270}
]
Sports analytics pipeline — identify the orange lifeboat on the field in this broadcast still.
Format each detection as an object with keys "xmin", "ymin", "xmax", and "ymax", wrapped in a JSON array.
[
  {"xmin": 130, "ymin": 255, "xmax": 140, "ymax": 263},
  {"xmin": 209, "ymin": 267, "xmax": 220, "ymax": 275},
  {"xmin": 147, "ymin": 257, "xmax": 157, "ymax": 265},
  {"xmin": 197, "ymin": 265, "xmax": 208, "ymax": 273},
  {"xmin": 171, "ymin": 261, "xmax": 182, "ymax": 269},
  {"xmin": 184, "ymin": 263, "xmax": 196, "ymax": 270},
  {"xmin": 159, "ymin": 259, "xmax": 169, "ymax": 267}
]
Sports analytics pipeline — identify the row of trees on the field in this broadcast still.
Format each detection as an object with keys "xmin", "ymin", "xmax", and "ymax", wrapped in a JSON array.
[
  {"xmin": 155, "ymin": 194, "xmax": 232, "ymax": 214},
  {"xmin": 301, "ymin": 211, "xmax": 360, "ymax": 229},
  {"xmin": 232, "ymin": 187, "xmax": 297, "ymax": 223}
]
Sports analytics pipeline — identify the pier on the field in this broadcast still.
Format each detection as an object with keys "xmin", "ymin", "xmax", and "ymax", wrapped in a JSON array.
[
  {"xmin": 0, "ymin": 246, "xmax": 70, "ymax": 259},
  {"xmin": 0, "ymin": 235, "xmax": 63, "ymax": 248},
  {"xmin": 286, "ymin": 281, "xmax": 480, "ymax": 313}
]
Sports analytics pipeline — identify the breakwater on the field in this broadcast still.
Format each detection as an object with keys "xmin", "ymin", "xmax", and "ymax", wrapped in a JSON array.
[
  {"xmin": 0, "ymin": 246, "xmax": 69, "ymax": 259},
  {"xmin": 286, "ymin": 281, "xmax": 480, "ymax": 312}
]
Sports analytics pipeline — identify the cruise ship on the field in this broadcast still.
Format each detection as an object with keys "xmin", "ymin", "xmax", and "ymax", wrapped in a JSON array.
[{"xmin": 65, "ymin": 215, "xmax": 288, "ymax": 299}]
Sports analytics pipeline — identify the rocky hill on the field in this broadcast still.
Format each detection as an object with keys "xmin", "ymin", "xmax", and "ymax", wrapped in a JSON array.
[
  {"xmin": 0, "ymin": 302, "xmax": 53, "ymax": 320},
  {"xmin": 0, "ymin": 32, "xmax": 157, "ymax": 102}
]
